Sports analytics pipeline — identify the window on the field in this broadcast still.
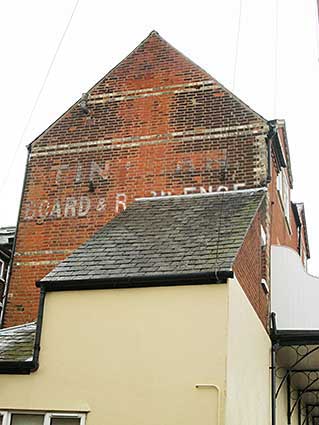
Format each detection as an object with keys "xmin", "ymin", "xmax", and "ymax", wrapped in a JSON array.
[
  {"xmin": 0, "ymin": 412, "xmax": 85, "ymax": 425},
  {"xmin": 260, "ymin": 225, "xmax": 267, "ymax": 247},
  {"xmin": 0, "ymin": 259, "xmax": 5, "ymax": 281},
  {"xmin": 276, "ymin": 169, "xmax": 290, "ymax": 224},
  {"xmin": 11, "ymin": 414, "xmax": 44, "ymax": 425}
]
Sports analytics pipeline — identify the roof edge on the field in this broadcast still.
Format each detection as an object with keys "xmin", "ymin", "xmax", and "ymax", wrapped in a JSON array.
[
  {"xmin": 136, "ymin": 187, "xmax": 267, "ymax": 202},
  {"xmin": 28, "ymin": 31, "xmax": 161, "ymax": 148},
  {"xmin": 38, "ymin": 270, "xmax": 233, "ymax": 291},
  {"xmin": 0, "ymin": 360, "xmax": 34, "ymax": 375},
  {"xmin": 0, "ymin": 321, "xmax": 36, "ymax": 334},
  {"xmin": 271, "ymin": 329, "xmax": 319, "ymax": 346}
]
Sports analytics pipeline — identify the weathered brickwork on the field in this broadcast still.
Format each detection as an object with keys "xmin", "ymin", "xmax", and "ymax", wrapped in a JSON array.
[
  {"xmin": 268, "ymin": 127, "xmax": 299, "ymax": 251},
  {"xmin": 233, "ymin": 209, "xmax": 269, "ymax": 328},
  {"xmin": 3, "ymin": 32, "xmax": 303, "ymax": 327}
]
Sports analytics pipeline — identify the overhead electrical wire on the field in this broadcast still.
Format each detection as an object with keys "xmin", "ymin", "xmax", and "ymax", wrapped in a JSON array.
[
  {"xmin": 214, "ymin": 0, "xmax": 243, "ymax": 274},
  {"xmin": 232, "ymin": 0, "xmax": 243, "ymax": 92},
  {"xmin": 273, "ymin": 0, "xmax": 279, "ymax": 117},
  {"xmin": 0, "ymin": 0, "xmax": 80, "ymax": 196}
]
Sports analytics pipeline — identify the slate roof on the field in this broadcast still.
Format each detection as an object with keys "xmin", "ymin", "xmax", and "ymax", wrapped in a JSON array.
[
  {"xmin": 0, "ymin": 322, "xmax": 36, "ymax": 362},
  {"xmin": 0, "ymin": 226, "xmax": 15, "ymax": 246},
  {"xmin": 41, "ymin": 189, "xmax": 265, "ymax": 286}
]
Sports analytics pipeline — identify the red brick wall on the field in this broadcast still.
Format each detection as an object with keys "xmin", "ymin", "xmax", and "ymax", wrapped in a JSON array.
[
  {"xmin": 269, "ymin": 161, "xmax": 299, "ymax": 250},
  {"xmin": 4, "ymin": 32, "xmax": 271, "ymax": 327},
  {"xmin": 233, "ymin": 208, "xmax": 269, "ymax": 328}
]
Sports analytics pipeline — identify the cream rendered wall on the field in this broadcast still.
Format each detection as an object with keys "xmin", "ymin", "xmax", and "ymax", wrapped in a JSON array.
[
  {"xmin": 0, "ymin": 284, "xmax": 228, "ymax": 425},
  {"xmin": 225, "ymin": 277, "xmax": 271, "ymax": 425}
]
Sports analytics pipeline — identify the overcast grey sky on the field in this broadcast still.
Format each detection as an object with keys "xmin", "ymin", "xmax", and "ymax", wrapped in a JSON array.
[{"xmin": 0, "ymin": 0, "xmax": 318, "ymax": 273}]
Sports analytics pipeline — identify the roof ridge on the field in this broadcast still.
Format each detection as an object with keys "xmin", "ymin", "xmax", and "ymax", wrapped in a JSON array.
[
  {"xmin": 136, "ymin": 187, "xmax": 267, "ymax": 202},
  {"xmin": 0, "ymin": 321, "xmax": 36, "ymax": 333}
]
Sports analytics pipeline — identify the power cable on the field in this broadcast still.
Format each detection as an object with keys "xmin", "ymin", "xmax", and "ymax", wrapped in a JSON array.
[
  {"xmin": 232, "ymin": 0, "xmax": 243, "ymax": 92},
  {"xmin": 214, "ymin": 0, "xmax": 243, "ymax": 273},
  {"xmin": 0, "ymin": 0, "xmax": 80, "ymax": 195},
  {"xmin": 213, "ymin": 146, "xmax": 230, "ymax": 276},
  {"xmin": 273, "ymin": 0, "xmax": 279, "ymax": 117}
]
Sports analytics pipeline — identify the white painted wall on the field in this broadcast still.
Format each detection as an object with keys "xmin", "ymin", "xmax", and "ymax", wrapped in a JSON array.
[
  {"xmin": 225, "ymin": 278, "xmax": 271, "ymax": 425},
  {"xmin": 271, "ymin": 245, "xmax": 319, "ymax": 330}
]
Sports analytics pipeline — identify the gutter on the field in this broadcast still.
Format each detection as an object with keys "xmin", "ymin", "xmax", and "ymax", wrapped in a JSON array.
[
  {"xmin": 267, "ymin": 120, "xmax": 287, "ymax": 175},
  {"xmin": 291, "ymin": 203, "xmax": 302, "ymax": 255},
  {"xmin": 270, "ymin": 329, "xmax": 319, "ymax": 346},
  {"xmin": 266, "ymin": 121, "xmax": 277, "ymax": 183},
  {"xmin": 0, "ymin": 360, "xmax": 34, "ymax": 375},
  {"xmin": 36, "ymin": 270, "xmax": 233, "ymax": 291}
]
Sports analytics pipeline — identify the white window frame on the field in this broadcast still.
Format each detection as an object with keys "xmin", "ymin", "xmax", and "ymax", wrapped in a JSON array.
[
  {"xmin": 0, "ymin": 411, "xmax": 85, "ymax": 425},
  {"xmin": 260, "ymin": 225, "xmax": 267, "ymax": 247},
  {"xmin": 44, "ymin": 413, "xmax": 85, "ymax": 425},
  {"xmin": 0, "ymin": 259, "xmax": 5, "ymax": 281},
  {"xmin": 0, "ymin": 411, "xmax": 9, "ymax": 424},
  {"xmin": 276, "ymin": 169, "xmax": 290, "ymax": 226}
]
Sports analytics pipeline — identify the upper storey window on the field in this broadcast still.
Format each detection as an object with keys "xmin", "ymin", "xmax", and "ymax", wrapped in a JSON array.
[
  {"xmin": 277, "ymin": 169, "xmax": 290, "ymax": 225},
  {"xmin": 0, "ymin": 259, "xmax": 4, "ymax": 282}
]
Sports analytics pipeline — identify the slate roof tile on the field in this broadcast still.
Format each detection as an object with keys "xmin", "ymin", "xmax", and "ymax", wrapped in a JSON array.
[
  {"xmin": 42, "ymin": 189, "xmax": 265, "ymax": 285},
  {"xmin": 0, "ymin": 322, "xmax": 36, "ymax": 362}
]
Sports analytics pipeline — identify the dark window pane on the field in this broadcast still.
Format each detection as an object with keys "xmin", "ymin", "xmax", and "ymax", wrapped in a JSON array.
[
  {"xmin": 11, "ymin": 414, "xmax": 44, "ymax": 425},
  {"xmin": 50, "ymin": 419, "xmax": 80, "ymax": 425}
]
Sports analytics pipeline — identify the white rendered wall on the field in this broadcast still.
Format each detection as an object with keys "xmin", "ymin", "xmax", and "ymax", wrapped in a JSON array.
[
  {"xmin": 226, "ymin": 278, "xmax": 271, "ymax": 425},
  {"xmin": 271, "ymin": 245, "xmax": 319, "ymax": 330}
]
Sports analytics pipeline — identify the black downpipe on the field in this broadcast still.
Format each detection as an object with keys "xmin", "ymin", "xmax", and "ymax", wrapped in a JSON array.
[
  {"xmin": 287, "ymin": 372, "xmax": 291, "ymax": 424},
  {"xmin": 266, "ymin": 122, "xmax": 277, "ymax": 184},
  {"xmin": 267, "ymin": 138, "xmax": 272, "ymax": 183},
  {"xmin": 298, "ymin": 390, "xmax": 301, "ymax": 425},
  {"xmin": 297, "ymin": 225, "xmax": 302, "ymax": 256},
  {"xmin": 0, "ymin": 147, "xmax": 31, "ymax": 327},
  {"xmin": 271, "ymin": 312, "xmax": 278, "ymax": 425},
  {"xmin": 271, "ymin": 345, "xmax": 277, "ymax": 425},
  {"xmin": 31, "ymin": 287, "xmax": 46, "ymax": 372}
]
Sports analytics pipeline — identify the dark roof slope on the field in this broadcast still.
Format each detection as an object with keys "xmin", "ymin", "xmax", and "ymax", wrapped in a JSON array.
[
  {"xmin": 41, "ymin": 189, "xmax": 265, "ymax": 287},
  {"xmin": 0, "ymin": 322, "xmax": 36, "ymax": 362}
]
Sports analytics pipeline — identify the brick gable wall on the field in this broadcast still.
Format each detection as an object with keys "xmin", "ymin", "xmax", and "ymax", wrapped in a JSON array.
[{"xmin": 3, "ymin": 32, "xmax": 296, "ymax": 327}]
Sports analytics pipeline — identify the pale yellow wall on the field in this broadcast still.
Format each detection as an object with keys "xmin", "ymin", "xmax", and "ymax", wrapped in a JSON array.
[
  {"xmin": 225, "ymin": 278, "xmax": 272, "ymax": 425},
  {"xmin": 0, "ymin": 284, "xmax": 228, "ymax": 425}
]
